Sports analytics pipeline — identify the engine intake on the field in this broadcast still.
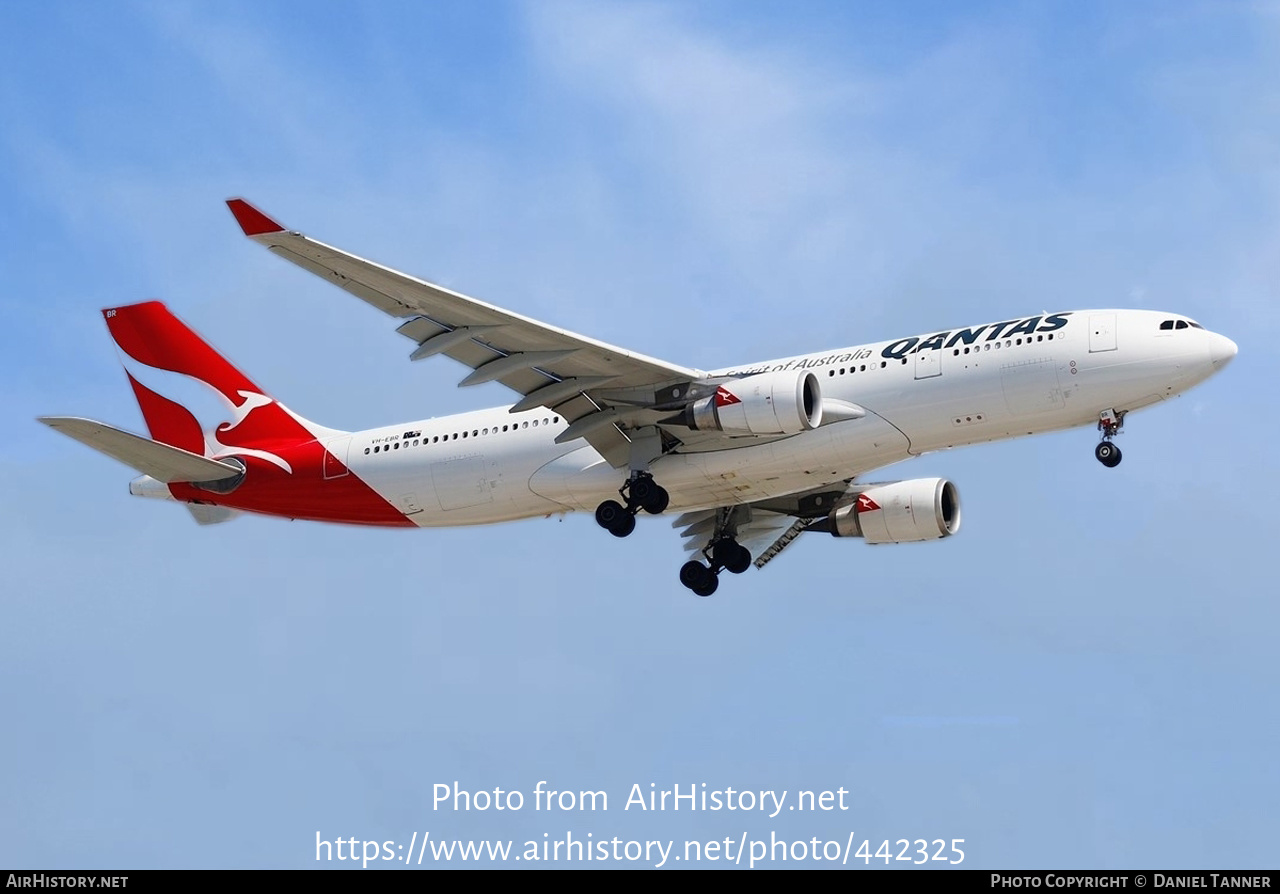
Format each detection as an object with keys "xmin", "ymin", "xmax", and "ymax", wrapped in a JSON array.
[
  {"xmin": 821, "ymin": 478, "xmax": 960, "ymax": 544},
  {"xmin": 679, "ymin": 370, "xmax": 822, "ymax": 435}
]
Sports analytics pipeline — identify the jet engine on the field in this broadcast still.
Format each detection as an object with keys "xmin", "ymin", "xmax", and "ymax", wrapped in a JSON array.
[
  {"xmin": 678, "ymin": 370, "xmax": 823, "ymax": 435},
  {"xmin": 817, "ymin": 478, "xmax": 960, "ymax": 544}
]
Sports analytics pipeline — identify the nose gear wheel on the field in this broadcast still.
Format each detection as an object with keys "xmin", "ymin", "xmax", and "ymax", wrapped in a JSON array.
[{"xmin": 1095, "ymin": 408, "xmax": 1126, "ymax": 468}]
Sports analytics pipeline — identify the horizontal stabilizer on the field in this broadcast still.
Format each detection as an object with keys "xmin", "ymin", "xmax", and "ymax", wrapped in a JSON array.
[{"xmin": 38, "ymin": 416, "xmax": 244, "ymax": 484}]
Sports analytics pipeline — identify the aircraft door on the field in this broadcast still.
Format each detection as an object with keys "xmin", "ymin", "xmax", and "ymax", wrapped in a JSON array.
[
  {"xmin": 323, "ymin": 436, "xmax": 351, "ymax": 479},
  {"xmin": 914, "ymin": 349, "xmax": 941, "ymax": 379},
  {"xmin": 1089, "ymin": 314, "xmax": 1117, "ymax": 353}
]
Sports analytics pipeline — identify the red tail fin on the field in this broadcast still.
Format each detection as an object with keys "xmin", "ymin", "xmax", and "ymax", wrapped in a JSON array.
[{"xmin": 104, "ymin": 302, "xmax": 328, "ymax": 456}]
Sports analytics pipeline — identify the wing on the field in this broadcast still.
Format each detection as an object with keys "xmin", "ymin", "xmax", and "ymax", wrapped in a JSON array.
[{"xmin": 227, "ymin": 199, "xmax": 707, "ymax": 467}]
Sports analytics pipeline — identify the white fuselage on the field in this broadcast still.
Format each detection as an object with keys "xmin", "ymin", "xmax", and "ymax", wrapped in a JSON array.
[{"xmin": 334, "ymin": 309, "xmax": 1235, "ymax": 526}]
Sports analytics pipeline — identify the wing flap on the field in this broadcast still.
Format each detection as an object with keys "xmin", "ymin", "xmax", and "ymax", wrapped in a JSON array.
[{"xmin": 39, "ymin": 417, "xmax": 244, "ymax": 484}]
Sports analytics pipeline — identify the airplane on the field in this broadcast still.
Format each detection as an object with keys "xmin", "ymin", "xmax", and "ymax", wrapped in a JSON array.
[{"xmin": 39, "ymin": 199, "xmax": 1238, "ymax": 596}]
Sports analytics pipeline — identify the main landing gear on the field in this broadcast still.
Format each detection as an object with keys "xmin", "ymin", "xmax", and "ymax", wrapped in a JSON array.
[
  {"xmin": 679, "ymin": 537, "xmax": 752, "ymax": 597},
  {"xmin": 593, "ymin": 466, "xmax": 753, "ymax": 598},
  {"xmin": 594, "ymin": 471, "xmax": 670, "ymax": 538},
  {"xmin": 678, "ymin": 506, "xmax": 754, "ymax": 597},
  {"xmin": 1095, "ymin": 408, "xmax": 1126, "ymax": 468}
]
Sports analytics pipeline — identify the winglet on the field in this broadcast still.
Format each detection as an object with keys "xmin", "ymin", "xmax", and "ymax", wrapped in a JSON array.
[{"xmin": 226, "ymin": 198, "xmax": 286, "ymax": 236}]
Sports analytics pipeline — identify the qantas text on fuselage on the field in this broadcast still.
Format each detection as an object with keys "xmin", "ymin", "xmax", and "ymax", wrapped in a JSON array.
[{"xmin": 726, "ymin": 313, "xmax": 1073, "ymax": 377}]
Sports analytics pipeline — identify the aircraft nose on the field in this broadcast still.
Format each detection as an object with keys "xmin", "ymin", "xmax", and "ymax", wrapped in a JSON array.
[{"xmin": 1209, "ymin": 332, "xmax": 1238, "ymax": 369}]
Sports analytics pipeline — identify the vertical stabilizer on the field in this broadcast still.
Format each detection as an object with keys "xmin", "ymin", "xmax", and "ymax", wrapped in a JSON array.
[{"xmin": 103, "ymin": 302, "xmax": 339, "ymax": 458}]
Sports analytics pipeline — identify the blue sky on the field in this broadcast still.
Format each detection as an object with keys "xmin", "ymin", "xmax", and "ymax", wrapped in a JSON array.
[{"xmin": 2, "ymin": 1, "xmax": 1277, "ymax": 869}]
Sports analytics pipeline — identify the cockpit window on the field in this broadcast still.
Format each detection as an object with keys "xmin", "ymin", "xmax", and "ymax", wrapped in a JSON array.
[
  {"xmin": 1160, "ymin": 320, "xmax": 1174, "ymax": 330},
  {"xmin": 1189, "ymin": 321, "xmax": 1203, "ymax": 329},
  {"xmin": 1176, "ymin": 320, "xmax": 1189, "ymax": 330}
]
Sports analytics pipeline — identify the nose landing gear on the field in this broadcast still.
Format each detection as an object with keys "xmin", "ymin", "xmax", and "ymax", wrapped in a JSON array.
[{"xmin": 1095, "ymin": 408, "xmax": 1126, "ymax": 468}]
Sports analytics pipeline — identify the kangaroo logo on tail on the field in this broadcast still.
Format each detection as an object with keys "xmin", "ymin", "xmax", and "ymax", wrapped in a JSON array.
[{"xmin": 104, "ymin": 302, "xmax": 324, "ymax": 472}]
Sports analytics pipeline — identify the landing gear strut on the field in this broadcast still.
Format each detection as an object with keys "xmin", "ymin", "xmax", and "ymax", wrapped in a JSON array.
[
  {"xmin": 1095, "ymin": 408, "xmax": 1126, "ymax": 468},
  {"xmin": 594, "ymin": 471, "xmax": 669, "ymax": 538}
]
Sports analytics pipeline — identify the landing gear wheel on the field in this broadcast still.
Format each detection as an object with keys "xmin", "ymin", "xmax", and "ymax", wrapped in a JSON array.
[
  {"xmin": 680, "ymin": 560, "xmax": 708, "ymax": 589},
  {"xmin": 725, "ymin": 544, "xmax": 752, "ymax": 575},
  {"xmin": 679, "ymin": 560, "xmax": 718, "ymax": 596},
  {"xmin": 710, "ymin": 539, "xmax": 736, "ymax": 568},
  {"xmin": 711, "ymin": 539, "xmax": 752, "ymax": 574},
  {"xmin": 595, "ymin": 500, "xmax": 635, "ymax": 537},
  {"xmin": 630, "ymin": 476, "xmax": 670, "ymax": 514},
  {"xmin": 630, "ymin": 475, "xmax": 655, "ymax": 504},
  {"xmin": 1095, "ymin": 442, "xmax": 1122, "ymax": 468},
  {"xmin": 642, "ymin": 485, "xmax": 669, "ymax": 514},
  {"xmin": 608, "ymin": 511, "xmax": 636, "ymax": 538}
]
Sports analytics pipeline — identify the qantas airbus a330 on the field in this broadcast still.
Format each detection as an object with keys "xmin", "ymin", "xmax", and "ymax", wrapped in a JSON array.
[{"xmin": 41, "ymin": 199, "xmax": 1237, "ymax": 596}]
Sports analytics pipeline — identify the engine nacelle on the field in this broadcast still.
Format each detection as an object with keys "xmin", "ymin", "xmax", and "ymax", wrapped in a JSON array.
[
  {"xmin": 682, "ymin": 370, "xmax": 822, "ymax": 435},
  {"xmin": 825, "ymin": 478, "xmax": 960, "ymax": 544}
]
